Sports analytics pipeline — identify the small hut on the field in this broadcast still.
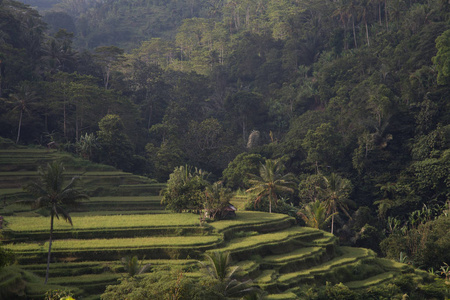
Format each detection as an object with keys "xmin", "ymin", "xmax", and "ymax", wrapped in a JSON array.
[{"xmin": 219, "ymin": 204, "xmax": 237, "ymax": 219}]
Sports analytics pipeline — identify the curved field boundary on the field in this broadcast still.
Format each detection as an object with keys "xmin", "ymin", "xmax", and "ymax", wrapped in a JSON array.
[
  {"xmin": 263, "ymin": 246, "xmax": 323, "ymax": 264},
  {"xmin": 0, "ymin": 171, "xmax": 132, "ymax": 177},
  {"xmin": 216, "ymin": 227, "xmax": 326, "ymax": 260},
  {"xmin": 277, "ymin": 247, "xmax": 376, "ymax": 286},
  {"xmin": 5, "ymin": 214, "xmax": 202, "ymax": 232},
  {"xmin": 345, "ymin": 271, "xmax": 396, "ymax": 289},
  {"xmin": 22, "ymin": 259, "xmax": 198, "ymax": 277},
  {"xmin": 8, "ymin": 235, "xmax": 223, "ymax": 252},
  {"xmin": 260, "ymin": 247, "xmax": 329, "ymax": 274},
  {"xmin": 265, "ymin": 291, "xmax": 299, "ymax": 300},
  {"xmin": 210, "ymin": 211, "xmax": 293, "ymax": 232},
  {"xmin": 255, "ymin": 269, "xmax": 277, "ymax": 284},
  {"xmin": 9, "ymin": 235, "xmax": 225, "ymax": 263},
  {"xmin": 6, "ymin": 226, "xmax": 211, "ymax": 241},
  {"xmin": 47, "ymin": 273, "xmax": 121, "ymax": 296},
  {"xmin": 210, "ymin": 211, "xmax": 296, "ymax": 239}
]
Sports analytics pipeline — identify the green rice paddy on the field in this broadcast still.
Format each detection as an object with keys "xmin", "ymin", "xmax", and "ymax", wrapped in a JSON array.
[
  {"xmin": 0, "ymin": 148, "xmax": 425, "ymax": 299},
  {"xmin": 6, "ymin": 213, "xmax": 201, "ymax": 232},
  {"xmin": 7, "ymin": 235, "xmax": 222, "ymax": 252}
]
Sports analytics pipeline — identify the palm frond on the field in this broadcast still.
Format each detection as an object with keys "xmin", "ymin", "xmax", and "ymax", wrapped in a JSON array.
[{"xmin": 55, "ymin": 206, "xmax": 73, "ymax": 225}]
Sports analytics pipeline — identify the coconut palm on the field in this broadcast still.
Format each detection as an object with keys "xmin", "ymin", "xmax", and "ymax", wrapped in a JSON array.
[
  {"xmin": 200, "ymin": 251, "xmax": 262, "ymax": 298},
  {"xmin": 297, "ymin": 200, "xmax": 336, "ymax": 230},
  {"xmin": 321, "ymin": 173, "xmax": 353, "ymax": 234},
  {"xmin": 24, "ymin": 161, "xmax": 88, "ymax": 284},
  {"xmin": 246, "ymin": 159, "xmax": 296, "ymax": 213},
  {"xmin": 7, "ymin": 82, "xmax": 39, "ymax": 144},
  {"xmin": 202, "ymin": 251, "xmax": 238, "ymax": 282}
]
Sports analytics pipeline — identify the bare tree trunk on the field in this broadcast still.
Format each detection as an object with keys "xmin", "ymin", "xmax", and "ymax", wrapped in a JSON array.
[
  {"xmin": 63, "ymin": 101, "xmax": 67, "ymax": 139},
  {"xmin": 75, "ymin": 114, "xmax": 79, "ymax": 141},
  {"xmin": 352, "ymin": 16, "xmax": 358, "ymax": 48},
  {"xmin": 344, "ymin": 24, "xmax": 348, "ymax": 50},
  {"xmin": 105, "ymin": 66, "xmax": 110, "ymax": 90},
  {"xmin": 242, "ymin": 117, "xmax": 247, "ymax": 143},
  {"xmin": 146, "ymin": 89, "xmax": 152, "ymax": 130},
  {"xmin": 80, "ymin": 97, "xmax": 84, "ymax": 141},
  {"xmin": 45, "ymin": 212, "xmax": 54, "ymax": 284},
  {"xmin": 246, "ymin": 6, "xmax": 250, "ymax": 28},
  {"xmin": 385, "ymin": 0, "xmax": 388, "ymax": 30},
  {"xmin": 379, "ymin": 3, "xmax": 382, "ymax": 25},
  {"xmin": 16, "ymin": 110, "xmax": 23, "ymax": 144},
  {"xmin": 365, "ymin": 21, "xmax": 370, "ymax": 47},
  {"xmin": 331, "ymin": 213, "xmax": 334, "ymax": 234}
]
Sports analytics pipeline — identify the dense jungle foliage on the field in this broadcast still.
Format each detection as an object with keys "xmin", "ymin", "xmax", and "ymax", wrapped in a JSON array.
[{"xmin": 1, "ymin": 0, "xmax": 450, "ymax": 276}]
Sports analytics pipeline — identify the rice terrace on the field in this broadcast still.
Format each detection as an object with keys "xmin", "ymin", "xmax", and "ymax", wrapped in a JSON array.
[{"xmin": 0, "ymin": 145, "xmax": 445, "ymax": 299}]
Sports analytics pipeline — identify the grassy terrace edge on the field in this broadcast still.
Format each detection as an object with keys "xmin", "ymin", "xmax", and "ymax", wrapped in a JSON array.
[{"xmin": 4, "ymin": 211, "xmax": 291, "ymax": 233}]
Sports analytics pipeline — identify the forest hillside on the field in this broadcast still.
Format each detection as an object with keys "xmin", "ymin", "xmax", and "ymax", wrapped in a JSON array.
[{"xmin": 1, "ymin": 0, "xmax": 450, "ymax": 290}]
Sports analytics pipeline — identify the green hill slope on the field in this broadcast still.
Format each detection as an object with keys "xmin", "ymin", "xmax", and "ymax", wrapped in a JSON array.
[{"xmin": 0, "ymin": 147, "xmax": 441, "ymax": 299}]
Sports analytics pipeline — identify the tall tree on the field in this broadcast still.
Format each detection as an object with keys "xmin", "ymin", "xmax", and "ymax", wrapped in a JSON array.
[
  {"xmin": 7, "ymin": 82, "xmax": 39, "ymax": 144},
  {"xmin": 433, "ymin": 29, "xmax": 450, "ymax": 86},
  {"xmin": 24, "ymin": 161, "xmax": 88, "ymax": 284},
  {"xmin": 321, "ymin": 173, "xmax": 353, "ymax": 234},
  {"xmin": 94, "ymin": 46, "xmax": 124, "ymax": 90},
  {"xmin": 297, "ymin": 200, "xmax": 335, "ymax": 230},
  {"xmin": 302, "ymin": 123, "xmax": 344, "ymax": 173},
  {"xmin": 42, "ymin": 29, "xmax": 77, "ymax": 74},
  {"xmin": 97, "ymin": 114, "xmax": 134, "ymax": 171},
  {"xmin": 246, "ymin": 159, "xmax": 296, "ymax": 213}
]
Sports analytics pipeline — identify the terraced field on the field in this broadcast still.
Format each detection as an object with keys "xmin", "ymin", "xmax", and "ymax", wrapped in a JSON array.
[{"xmin": 0, "ymin": 147, "xmax": 427, "ymax": 299}]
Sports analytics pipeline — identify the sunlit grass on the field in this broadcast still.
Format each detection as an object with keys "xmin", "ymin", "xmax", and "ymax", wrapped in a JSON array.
[
  {"xmin": 217, "ymin": 226, "xmax": 319, "ymax": 252},
  {"xmin": 0, "ymin": 172, "xmax": 37, "ymax": 176},
  {"xmin": 0, "ymin": 171, "xmax": 131, "ymax": 177},
  {"xmin": 23, "ymin": 259, "xmax": 197, "ymax": 270},
  {"xmin": 6, "ymin": 235, "xmax": 222, "ymax": 252},
  {"xmin": 85, "ymin": 196, "xmax": 161, "ymax": 202},
  {"xmin": 70, "ymin": 210, "xmax": 169, "ymax": 217},
  {"xmin": 278, "ymin": 247, "xmax": 374, "ymax": 282},
  {"xmin": 5, "ymin": 213, "xmax": 201, "ymax": 232},
  {"xmin": 345, "ymin": 271, "xmax": 395, "ymax": 289},
  {"xmin": 265, "ymin": 292, "xmax": 299, "ymax": 299},
  {"xmin": 0, "ymin": 149, "xmax": 54, "ymax": 154},
  {"xmin": 47, "ymin": 273, "xmax": 120, "ymax": 285},
  {"xmin": 0, "ymin": 188, "xmax": 24, "ymax": 195},
  {"xmin": 264, "ymin": 247, "xmax": 322, "ymax": 263},
  {"xmin": 209, "ymin": 211, "xmax": 291, "ymax": 231},
  {"xmin": 6, "ymin": 211, "xmax": 292, "ymax": 233}
]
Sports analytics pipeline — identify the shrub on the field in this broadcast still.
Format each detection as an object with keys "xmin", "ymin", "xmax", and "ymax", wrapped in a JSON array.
[
  {"xmin": 45, "ymin": 289, "xmax": 74, "ymax": 300},
  {"xmin": 222, "ymin": 153, "xmax": 264, "ymax": 190},
  {"xmin": 381, "ymin": 215, "xmax": 450, "ymax": 270},
  {"xmin": 101, "ymin": 269, "xmax": 219, "ymax": 300},
  {"xmin": 161, "ymin": 165, "xmax": 208, "ymax": 212},
  {"xmin": 0, "ymin": 246, "xmax": 14, "ymax": 270},
  {"xmin": 319, "ymin": 283, "xmax": 357, "ymax": 300}
]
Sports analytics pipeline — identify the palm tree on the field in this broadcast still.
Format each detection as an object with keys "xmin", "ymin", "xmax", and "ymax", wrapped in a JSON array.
[
  {"xmin": 24, "ymin": 161, "xmax": 88, "ymax": 284},
  {"xmin": 202, "ymin": 251, "xmax": 238, "ymax": 282},
  {"xmin": 201, "ymin": 251, "xmax": 262, "ymax": 298},
  {"xmin": 246, "ymin": 159, "xmax": 296, "ymax": 213},
  {"xmin": 8, "ymin": 82, "xmax": 39, "ymax": 144},
  {"xmin": 297, "ymin": 200, "xmax": 336, "ymax": 230},
  {"xmin": 333, "ymin": 0, "xmax": 350, "ymax": 50},
  {"xmin": 121, "ymin": 256, "xmax": 151, "ymax": 277},
  {"xmin": 204, "ymin": 182, "xmax": 232, "ymax": 220},
  {"xmin": 321, "ymin": 173, "xmax": 353, "ymax": 234},
  {"xmin": 77, "ymin": 133, "xmax": 98, "ymax": 160}
]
